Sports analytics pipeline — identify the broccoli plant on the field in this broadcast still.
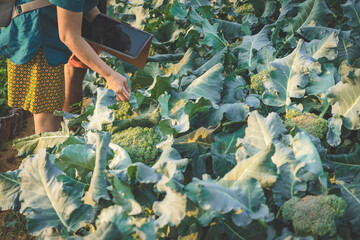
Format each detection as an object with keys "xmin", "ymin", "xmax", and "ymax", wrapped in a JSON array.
[
  {"xmin": 111, "ymin": 126, "xmax": 161, "ymax": 165},
  {"xmin": 284, "ymin": 109, "xmax": 328, "ymax": 139},
  {"xmin": 282, "ymin": 195, "xmax": 347, "ymax": 237}
]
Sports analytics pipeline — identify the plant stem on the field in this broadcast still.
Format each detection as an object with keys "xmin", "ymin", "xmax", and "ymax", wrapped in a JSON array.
[
  {"xmin": 257, "ymin": 219, "xmax": 269, "ymax": 229},
  {"xmin": 222, "ymin": 120, "xmax": 247, "ymax": 127},
  {"xmin": 319, "ymin": 103, "xmax": 330, "ymax": 119},
  {"xmin": 223, "ymin": 221, "xmax": 246, "ymax": 240}
]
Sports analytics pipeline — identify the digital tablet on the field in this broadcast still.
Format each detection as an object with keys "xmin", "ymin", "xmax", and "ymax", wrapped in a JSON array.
[{"xmin": 82, "ymin": 13, "xmax": 152, "ymax": 60}]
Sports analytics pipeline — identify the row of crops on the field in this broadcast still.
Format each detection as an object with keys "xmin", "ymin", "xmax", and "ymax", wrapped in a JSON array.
[{"xmin": 0, "ymin": 0, "xmax": 359, "ymax": 239}]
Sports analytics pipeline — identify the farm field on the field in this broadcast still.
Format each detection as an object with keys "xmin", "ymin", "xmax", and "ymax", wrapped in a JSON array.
[{"xmin": 0, "ymin": 0, "xmax": 360, "ymax": 239}]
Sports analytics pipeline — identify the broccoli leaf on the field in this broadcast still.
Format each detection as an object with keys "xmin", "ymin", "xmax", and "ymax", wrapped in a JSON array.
[
  {"xmin": 182, "ymin": 63, "xmax": 225, "ymax": 106},
  {"xmin": 326, "ymin": 144, "xmax": 360, "ymax": 182},
  {"xmin": 282, "ymin": 0, "xmax": 331, "ymax": 42},
  {"xmin": 55, "ymin": 144, "xmax": 96, "ymax": 180},
  {"xmin": 83, "ymin": 131, "xmax": 112, "ymax": 206},
  {"xmin": 233, "ymin": 26, "xmax": 271, "ymax": 71},
  {"xmin": 153, "ymin": 187, "xmax": 187, "ymax": 228},
  {"xmin": 164, "ymin": 49, "xmax": 196, "ymax": 77},
  {"xmin": 83, "ymin": 88, "xmax": 117, "ymax": 131},
  {"xmin": 173, "ymin": 127, "xmax": 215, "ymax": 157},
  {"xmin": 236, "ymin": 111, "xmax": 287, "ymax": 158},
  {"xmin": 211, "ymin": 129, "xmax": 244, "ymax": 178},
  {"xmin": 263, "ymin": 39, "xmax": 321, "ymax": 107},
  {"xmin": 85, "ymin": 206, "xmax": 135, "ymax": 239},
  {"xmin": 185, "ymin": 177, "xmax": 272, "ymax": 227},
  {"xmin": 18, "ymin": 150, "xmax": 94, "ymax": 236},
  {"xmin": 305, "ymin": 31, "xmax": 339, "ymax": 60},
  {"xmin": 327, "ymin": 63, "xmax": 360, "ymax": 130},
  {"xmin": 336, "ymin": 175, "xmax": 360, "ymax": 233},
  {"xmin": 219, "ymin": 143, "xmax": 277, "ymax": 189},
  {"xmin": 0, "ymin": 170, "xmax": 20, "ymax": 211},
  {"xmin": 11, "ymin": 124, "xmax": 81, "ymax": 157}
]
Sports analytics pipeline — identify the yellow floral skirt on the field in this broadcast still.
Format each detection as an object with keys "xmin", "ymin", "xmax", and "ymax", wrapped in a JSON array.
[{"xmin": 7, "ymin": 49, "xmax": 65, "ymax": 114}]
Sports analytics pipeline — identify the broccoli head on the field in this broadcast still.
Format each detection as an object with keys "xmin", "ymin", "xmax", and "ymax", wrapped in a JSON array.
[
  {"xmin": 113, "ymin": 101, "xmax": 137, "ymax": 120},
  {"xmin": 235, "ymin": 3, "xmax": 255, "ymax": 18},
  {"xmin": 111, "ymin": 127, "xmax": 161, "ymax": 165},
  {"xmin": 250, "ymin": 70, "xmax": 271, "ymax": 94},
  {"xmin": 284, "ymin": 109, "xmax": 328, "ymax": 139},
  {"xmin": 282, "ymin": 195, "xmax": 346, "ymax": 237}
]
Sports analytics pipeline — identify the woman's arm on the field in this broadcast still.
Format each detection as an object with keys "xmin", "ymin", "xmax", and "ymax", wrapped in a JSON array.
[{"xmin": 57, "ymin": 7, "xmax": 130, "ymax": 101}]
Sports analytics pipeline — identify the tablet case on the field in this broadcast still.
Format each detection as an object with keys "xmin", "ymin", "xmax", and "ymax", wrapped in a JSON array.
[{"xmin": 82, "ymin": 13, "xmax": 153, "ymax": 69}]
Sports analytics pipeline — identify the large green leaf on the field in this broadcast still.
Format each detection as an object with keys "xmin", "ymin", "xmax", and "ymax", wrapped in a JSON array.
[
  {"xmin": 189, "ymin": 9, "xmax": 227, "ymax": 51},
  {"xmin": 54, "ymin": 144, "xmax": 96, "ymax": 180},
  {"xmin": 107, "ymin": 173, "xmax": 141, "ymax": 216},
  {"xmin": 233, "ymin": 26, "xmax": 271, "ymax": 71},
  {"xmin": 153, "ymin": 187, "xmax": 187, "ymax": 228},
  {"xmin": 236, "ymin": 111, "xmax": 287, "ymax": 158},
  {"xmin": 158, "ymin": 92, "xmax": 190, "ymax": 134},
  {"xmin": 211, "ymin": 129, "xmax": 244, "ymax": 178},
  {"xmin": 131, "ymin": 62, "xmax": 162, "ymax": 90},
  {"xmin": 85, "ymin": 206, "xmax": 135, "ymax": 239},
  {"xmin": 18, "ymin": 150, "xmax": 93, "ymax": 236},
  {"xmin": 107, "ymin": 143, "xmax": 132, "ymax": 170},
  {"xmin": 212, "ymin": 19, "xmax": 243, "ymax": 40},
  {"xmin": 292, "ymin": 131, "xmax": 327, "ymax": 182},
  {"xmin": 192, "ymin": 47, "xmax": 227, "ymax": 76},
  {"xmin": 173, "ymin": 127, "xmax": 215, "ymax": 157},
  {"xmin": 283, "ymin": 0, "xmax": 331, "ymax": 41},
  {"xmin": 83, "ymin": 131, "xmax": 111, "ymax": 206},
  {"xmin": 306, "ymin": 63, "xmax": 336, "ymax": 101},
  {"xmin": 169, "ymin": 0, "xmax": 188, "ymax": 20},
  {"xmin": 219, "ymin": 143, "xmax": 277, "ymax": 189},
  {"xmin": 222, "ymin": 75, "xmax": 247, "ymax": 104},
  {"xmin": 272, "ymin": 162, "xmax": 307, "ymax": 207},
  {"xmin": 12, "ymin": 124, "xmax": 76, "ymax": 157},
  {"xmin": 327, "ymin": 63, "xmax": 360, "ymax": 130},
  {"xmin": 185, "ymin": 177, "xmax": 272, "ymax": 227},
  {"xmin": 326, "ymin": 144, "xmax": 360, "ymax": 181},
  {"xmin": 305, "ymin": 31, "xmax": 339, "ymax": 60},
  {"xmin": 326, "ymin": 117, "xmax": 343, "ymax": 147},
  {"xmin": 164, "ymin": 49, "xmax": 196, "ymax": 77},
  {"xmin": 300, "ymin": 26, "xmax": 358, "ymax": 65},
  {"xmin": 250, "ymin": 0, "xmax": 278, "ymax": 18},
  {"xmin": 336, "ymin": 175, "xmax": 360, "ymax": 233},
  {"xmin": 83, "ymin": 88, "xmax": 117, "ymax": 131},
  {"xmin": 182, "ymin": 63, "xmax": 225, "ymax": 106},
  {"xmin": 0, "ymin": 170, "xmax": 20, "ymax": 211},
  {"xmin": 342, "ymin": 0, "xmax": 360, "ymax": 29},
  {"xmin": 145, "ymin": 74, "xmax": 176, "ymax": 100},
  {"xmin": 263, "ymin": 39, "xmax": 321, "ymax": 107}
]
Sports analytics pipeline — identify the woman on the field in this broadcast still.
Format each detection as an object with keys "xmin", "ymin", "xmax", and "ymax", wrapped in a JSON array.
[{"xmin": 0, "ymin": 0, "xmax": 130, "ymax": 134}]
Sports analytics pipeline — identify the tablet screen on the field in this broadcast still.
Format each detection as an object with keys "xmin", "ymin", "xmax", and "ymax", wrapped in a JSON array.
[{"xmin": 82, "ymin": 14, "xmax": 152, "ymax": 58}]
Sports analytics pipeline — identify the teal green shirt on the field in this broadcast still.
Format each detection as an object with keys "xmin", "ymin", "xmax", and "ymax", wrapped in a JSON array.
[{"xmin": 0, "ymin": 0, "xmax": 98, "ymax": 67}]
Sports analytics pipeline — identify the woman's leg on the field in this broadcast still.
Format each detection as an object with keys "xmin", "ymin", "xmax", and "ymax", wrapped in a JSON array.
[
  {"xmin": 62, "ymin": 63, "xmax": 86, "ymax": 114},
  {"xmin": 33, "ymin": 113, "xmax": 62, "ymax": 134}
]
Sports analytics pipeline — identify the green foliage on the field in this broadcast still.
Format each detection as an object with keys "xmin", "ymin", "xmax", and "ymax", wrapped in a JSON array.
[
  {"xmin": 111, "ymin": 127, "xmax": 161, "ymax": 164},
  {"xmin": 3, "ymin": 0, "xmax": 360, "ymax": 239},
  {"xmin": 282, "ymin": 195, "xmax": 347, "ymax": 237},
  {"xmin": 284, "ymin": 109, "xmax": 329, "ymax": 139}
]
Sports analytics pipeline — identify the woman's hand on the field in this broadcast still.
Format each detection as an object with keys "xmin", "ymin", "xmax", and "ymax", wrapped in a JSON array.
[{"xmin": 106, "ymin": 71, "xmax": 131, "ymax": 101}]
